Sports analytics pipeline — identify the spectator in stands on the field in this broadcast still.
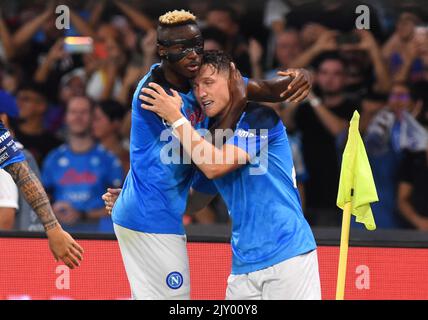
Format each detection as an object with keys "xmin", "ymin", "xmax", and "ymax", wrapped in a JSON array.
[
  {"xmin": 264, "ymin": 29, "xmax": 302, "ymax": 79},
  {"xmin": 11, "ymin": 3, "xmax": 63, "ymax": 79},
  {"xmin": 13, "ymin": 82, "xmax": 63, "ymax": 166},
  {"xmin": 85, "ymin": 36, "xmax": 128, "ymax": 102},
  {"xmin": 0, "ymin": 9, "xmax": 15, "ymax": 62},
  {"xmin": 285, "ymin": 0, "xmax": 384, "ymax": 41},
  {"xmin": 363, "ymin": 82, "xmax": 427, "ymax": 228},
  {"xmin": 42, "ymin": 96, "xmax": 123, "ymax": 233},
  {"xmin": 116, "ymin": 29, "xmax": 158, "ymax": 107},
  {"xmin": 262, "ymin": 0, "xmax": 290, "ymax": 69},
  {"xmin": 0, "ymin": 90, "xmax": 43, "ymax": 231},
  {"xmin": 0, "ymin": 63, "xmax": 22, "ymax": 95},
  {"xmin": 92, "ymin": 99, "xmax": 129, "ymax": 173},
  {"xmin": 59, "ymin": 68, "xmax": 87, "ymax": 107},
  {"xmin": 382, "ymin": 10, "xmax": 428, "ymax": 83},
  {"xmin": 32, "ymin": 34, "xmax": 85, "ymax": 102},
  {"xmin": 205, "ymin": 4, "xmax": 252, "ymax": 76},
  {"xmin": 359, "ymin": 89, "xmax": 389, "ymax": 134},
  {"xmin": 293, "ymin": 28, "xmax": 391, "ymax": 99},
  {"xmin": 282, "ymin": 53, "xmax": 356, "ymax": 226},
  {"xmin": 339, "ymin": 29, "xmax": 391, "ymax": 98},
  {"xmin": 398, "ymin": 143, "xmax": 428, "ymax": 230},
  {"xmin": 202, "ymin": 27, "xmax": 228, "ymax": 52}
]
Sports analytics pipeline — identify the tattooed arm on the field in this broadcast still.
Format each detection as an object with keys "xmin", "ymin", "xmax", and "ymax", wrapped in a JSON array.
[
  {"xmin": 4, "ymin": 161, "xmax": 84, "ymax": 269},
  {"xmin": 5, "ymin": 161, "xmax": 58, "ymax": 230}
]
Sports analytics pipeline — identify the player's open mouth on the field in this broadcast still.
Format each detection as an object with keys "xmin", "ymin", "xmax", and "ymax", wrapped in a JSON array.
[
  {"xmin": 186, "ymin": 64, "xmax": 199, "ymax": 72},
  {"xmin": 201, "ymin": 100, "xmax": 213, "ymax": 109}
]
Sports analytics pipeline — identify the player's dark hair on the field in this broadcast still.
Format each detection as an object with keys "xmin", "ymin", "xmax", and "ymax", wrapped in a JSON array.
[{"xmin": 201, "ymin": 50, "xmax": 233, "ymax": 73}]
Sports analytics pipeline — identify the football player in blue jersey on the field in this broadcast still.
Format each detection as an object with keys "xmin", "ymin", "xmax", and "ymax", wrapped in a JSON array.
[
  {"xmin": 109, "ymin": 10, "xmax": 312, "ymax": 300},
  {"xmin": 140, "ymin": 51, "xmax": 320, "ymax": 300},
  {"xmin": 0, "ymin": 97, "xmax": 83, "ymax": 269}
]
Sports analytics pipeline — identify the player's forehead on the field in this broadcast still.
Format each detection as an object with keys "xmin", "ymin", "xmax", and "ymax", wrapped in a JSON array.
[
  {"xmin": 194, "ymin": 64, "xmax": 221, "ymax": 83},
  {"xmin": 159, "ymin": 24, "xmax": 201, "ymax": 42}
]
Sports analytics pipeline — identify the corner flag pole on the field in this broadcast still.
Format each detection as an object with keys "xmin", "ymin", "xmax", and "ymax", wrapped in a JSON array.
[{"xmin": 336, "ymin": 200, "xmax": 352, "ymax": 300}]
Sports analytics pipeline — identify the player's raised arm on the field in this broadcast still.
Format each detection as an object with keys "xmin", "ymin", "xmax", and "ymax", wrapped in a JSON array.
[
  {"xmin": 247, "ymin": 68, "xmax": 313, "ymax": 103},
  {"xmin": 4, "ymin": 161, "xmax": 84, "ymax": 269},
  {"xmin": 140, "ymin": 83, "xmax": 250, "ymax": 179}
]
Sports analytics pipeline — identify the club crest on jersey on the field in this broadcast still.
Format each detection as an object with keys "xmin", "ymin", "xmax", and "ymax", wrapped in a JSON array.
[{"xmin": 166, "ymin": 272, "xmax": 183, "ymax": 289}]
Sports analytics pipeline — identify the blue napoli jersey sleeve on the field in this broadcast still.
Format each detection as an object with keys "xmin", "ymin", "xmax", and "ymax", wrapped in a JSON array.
[
  {"xmin": 225, "ymin": 103, "xmax": 283, "ymax": 159},
  {"xmin": 131, "ymin": 65, "xmax": 166, "ymax": 141},
  {"xmin": 0, "ymin": 122, "xmax": 25, "ymax": 169},
  {"xmin": 192, "ymin": 170, "xmax": 218, "ymax": 195}
]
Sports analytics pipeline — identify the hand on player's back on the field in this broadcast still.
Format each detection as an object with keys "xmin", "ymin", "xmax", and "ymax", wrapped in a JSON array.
[{"xmin": 140, "ymin": 83, "xmax": 183, "ymax": 124}]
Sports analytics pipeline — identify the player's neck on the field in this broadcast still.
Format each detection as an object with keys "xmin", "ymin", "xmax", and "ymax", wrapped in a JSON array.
[
  {"xmin": 160, "ymin": 62, "xmax": 190, "ymax": 92},
  {"xmin": 68, "ymin": 134, "xmax": 94, "ymax": 154}
]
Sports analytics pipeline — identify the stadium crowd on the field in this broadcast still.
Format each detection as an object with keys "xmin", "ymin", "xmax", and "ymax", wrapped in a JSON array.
[{"xmin": 0, "ymin": 0, "xmax": 427, "ymax": 233}]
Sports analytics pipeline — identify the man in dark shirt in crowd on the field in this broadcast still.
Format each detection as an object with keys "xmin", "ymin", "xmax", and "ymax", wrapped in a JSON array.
[
  {"xmin": 283, "ymin": 53, "xmax": 356, "ymax": 226},
  {"xmin": 13, "ymin": 82, "xmax": 62, "ymax": 166}
]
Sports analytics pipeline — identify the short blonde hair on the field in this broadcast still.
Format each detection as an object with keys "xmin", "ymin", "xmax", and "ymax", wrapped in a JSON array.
[{"xmin": 158, "ymin": 10, "xmax": 196, "ymax": 26}]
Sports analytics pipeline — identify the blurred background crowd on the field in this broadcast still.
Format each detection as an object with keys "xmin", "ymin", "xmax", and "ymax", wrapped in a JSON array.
[{"xmin": 0, "ymin": 0, "xmax": 428, "ymax": 233}]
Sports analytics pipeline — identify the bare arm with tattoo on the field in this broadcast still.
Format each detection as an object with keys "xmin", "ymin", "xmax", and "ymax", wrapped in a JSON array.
[{"xmin": 4, "ymin": 161, "xmax": 84, "ymax": 269}]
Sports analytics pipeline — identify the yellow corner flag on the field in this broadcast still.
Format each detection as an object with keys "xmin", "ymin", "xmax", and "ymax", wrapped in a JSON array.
[
  {"xmin": 335, "ymin": 110, "xmax": 378, "ymax": 300},
  {"xmin": 337, "ymin": 110, "xmax": 378, "ymax": 230}
]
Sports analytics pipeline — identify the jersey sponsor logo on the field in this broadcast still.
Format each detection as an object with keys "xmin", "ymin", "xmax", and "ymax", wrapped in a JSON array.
[
  {"xmin": 0, "ymin": 146, "xmax": 6, "ymax": 154},
  {"xmin": 59, "ymin": 169, "xmax": 98, "ymax": 185},
  {"xmin": 236, "ymin": 129, "xmax": 269, "ymax": 139},
  {"xmin": 0, "ymin": 151, "xmax": 9, "ymax": 164},
  {"xmin": 166, "ymin": 271, "xmax": 183, "ymax": 289},
  {"xmin": 0, "ymin": 131, "xmax": 11, "ymax": 144},
  {"xmin": 236, "ymin": 129, "xmax": 256, "ymax": 138}
]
